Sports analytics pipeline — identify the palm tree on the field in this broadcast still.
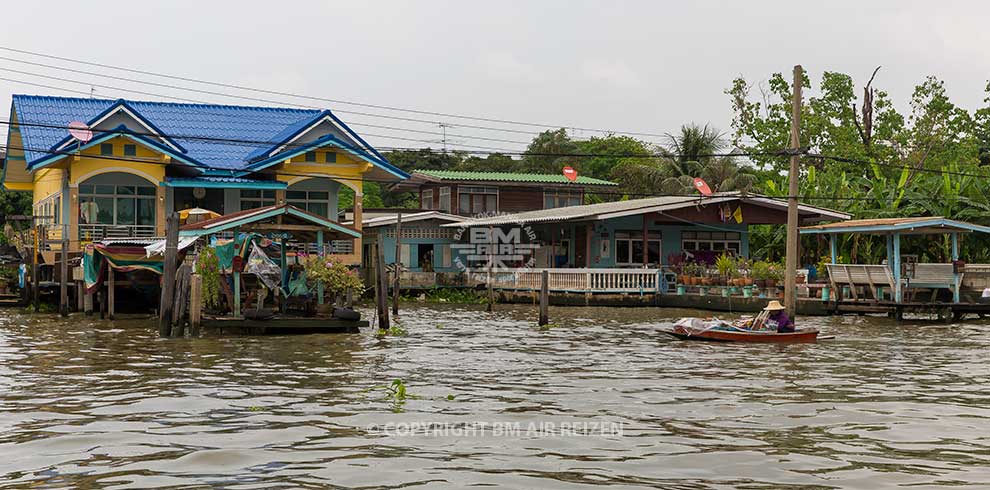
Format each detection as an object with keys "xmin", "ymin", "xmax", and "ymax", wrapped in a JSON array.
[{"xmin": 611, "ymin": 123, "xmax": 754, "ymax": 196}]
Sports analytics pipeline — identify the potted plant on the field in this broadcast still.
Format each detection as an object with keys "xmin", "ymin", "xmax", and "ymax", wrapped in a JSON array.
[
  {"xmin": 751, "ymin": 261, "xmax": 769, "ymax": 288},
  {"xmin": 766, "ymin": 262, "xmax": 781, "ymax": 289},
  {"xmin": 715, "ymin": 254, "xmax": 734, "ymax": 287},
  {"xmin": 303, "ymin": 255, "xmax": 365, "ymax": 317}
]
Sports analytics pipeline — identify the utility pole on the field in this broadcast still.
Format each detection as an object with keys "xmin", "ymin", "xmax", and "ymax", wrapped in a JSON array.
[{"xmin": 784, "ymin": 65, "xmax": 803, "ymax": 317}]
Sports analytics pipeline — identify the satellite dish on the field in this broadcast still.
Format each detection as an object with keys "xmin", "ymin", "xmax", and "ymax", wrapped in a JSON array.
[
  {"xmin": 562, "ymin": 166, "xmax": 578, "ymax": 182},
  {"xmin": 693, "ymin": 177, "xmax": 713, "ymax": 196},
  {"xmin": 67, "ymin": 121, "xmax": 93, "ymax": 143}
]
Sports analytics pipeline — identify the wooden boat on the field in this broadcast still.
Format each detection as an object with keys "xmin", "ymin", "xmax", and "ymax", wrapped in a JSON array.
[{"xmin": 661, "ymin": 317, "xmax": 819, "ymax": 343}]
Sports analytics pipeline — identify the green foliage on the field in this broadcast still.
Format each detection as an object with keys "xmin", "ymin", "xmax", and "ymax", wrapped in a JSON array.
[
  {"xmin": 196, "ymin": 246, "xmax": 222, "ymax": 309},
  {"xmin": 751, "ymin": 260, "xmax": 772, "ymax": 281},
  {"xmin": 715, "ymin": 254, "xmax": 735, "ymax": 277},
  {"xmin": 303, "ymin": 255, "xmax": 363, "ymax": 297},
  {"xmin": 377, "ymin": 322, "xmax": 408, "ymax": 337},
  {"xmin": 730, "ymin": 69, "xmax": 990, "ymax": 262},
  {"xmin": 402, "ymin": 287, "xmax": 486, "ymax": 304},
  {"xmin": 610, "ymin": 123, "xmax": 754, "ymax": 196}
]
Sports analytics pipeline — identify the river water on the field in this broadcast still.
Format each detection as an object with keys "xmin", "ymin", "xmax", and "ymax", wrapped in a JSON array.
[{"xmin": 0, "ymin": 305, "xmax": 988, "ymax": 489}]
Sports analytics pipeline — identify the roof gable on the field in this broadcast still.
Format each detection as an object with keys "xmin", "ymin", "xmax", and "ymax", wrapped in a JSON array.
[{"xmin": 51, "ymin": 100, "xmax": 187, "ymax": 153}]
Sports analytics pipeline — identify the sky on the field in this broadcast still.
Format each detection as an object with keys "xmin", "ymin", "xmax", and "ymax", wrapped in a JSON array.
[{"xmin": 1, "ymin": 0, "xmax": 989, "ymax": 153}]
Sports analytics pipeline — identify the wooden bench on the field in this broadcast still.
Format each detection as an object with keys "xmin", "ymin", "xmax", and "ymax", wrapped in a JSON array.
[
  {"xmin": 905, "ymin": 263, "xmax": 960, "ymax": 301},
  {"xmin": 826, "ymin": 264, "xmax": 894, "ymax": 301}
]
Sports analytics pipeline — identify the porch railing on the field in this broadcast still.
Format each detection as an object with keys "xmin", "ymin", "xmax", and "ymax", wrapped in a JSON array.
[
  {"xmin": 79, "ymin": 224, "xmax": 157, "ymax": 241},
  {"xmin": 477, "ymin": 268, "xmax": 666, "ymax": 294}
]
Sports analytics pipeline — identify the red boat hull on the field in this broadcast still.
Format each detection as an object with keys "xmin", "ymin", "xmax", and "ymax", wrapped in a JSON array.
[{"xmin": 663, "ymin": 325, "xmax": 819, "ymax": 343}]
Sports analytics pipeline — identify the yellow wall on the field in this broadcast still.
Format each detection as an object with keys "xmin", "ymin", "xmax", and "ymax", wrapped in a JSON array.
[
  {"xmin": 2, "ymin": 111, "xmax": 33, "ymax": 190},
  {"xmin": 68, "ymin": 138, "xmax": 166, "ymax": 186},
  {"xmin": 274, "ymin": 149, "xmax": 371, "ymax": 265}
]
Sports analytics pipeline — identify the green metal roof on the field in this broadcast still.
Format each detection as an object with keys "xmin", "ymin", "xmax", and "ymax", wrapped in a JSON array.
[{"xmin": 414, "ymin": 169, "xmax": 618, "ymax": 186}]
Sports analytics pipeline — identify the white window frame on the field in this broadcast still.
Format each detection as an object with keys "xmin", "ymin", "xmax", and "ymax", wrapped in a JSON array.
[
  {"xmin": 615, "ymin": 231, "xmax": 662, "ymax": 266},
  {"xmin": 79, "ymin": 184, "xmax": 156, "ymax": 226},
  {"xmin": 439, "ymin": 187, "xmax": 451, "ymax": 212},
  {"xmin": 286, "ymin": 189, "xmax": 332, "ymax": 217},
  {"xmin": 421, "ymin": 189, "xmax": 434, "ymax": 210},
  {"xmin": 681, "ymin": 231, "xmax": 742, "ymax": 254},
  {"xmin": 543, "ymin": 189, "xmax": 583, "ymax": 209},
  {"xmin": 240, "ymin": 189, "xmax": 276, "ymax": 210},
  {"xmin": 457, "ymin": 185, "xmax": 498, "ymax": 214}
]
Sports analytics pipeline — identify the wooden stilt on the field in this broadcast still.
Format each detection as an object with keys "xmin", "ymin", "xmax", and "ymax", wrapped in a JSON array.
[
  {"xmin": 539, "ymin": 269, "xmax": 549, "ymax": 326},
  {"xmin": 84, "ymin": 290, "xmax": 93, "ymax": 315},
  {"xmin": 32, "ymin": 225, "xmax": 41, "ymax": 311},
  {"xmin": 487, "ymin": 226, "xmax": 494, "ymax": 312},
  {"xmin": 59, "ymin": 239, "xmax": 69, "ymax": 317},
  {"xmin": 172, "ymin": 265, "xmax": 191, "ymax": 337},
  {"xmin": 189, "ymin": 273, "xmax": 202, "ymax": 337},
  {"xmin": 393, "ymin": 212, "xmax": 402, "ymax": 316},
  {"xmin": 107, "ymin": 268, "xmax": 115, "ymax": 320},
  {"xmin": 375, "ymin": 233, "xmax": 390, "ymax": 331},
  {"xmin": 76, "ymin": 280, "xmax": 84, "ymax": 312},
  {"xmin": 159, "ymin": 212, "xmax": 179, "ymax": 336},
  {"xmin": 316, "ymin": 229, "xmax": 325, "ymax": 305}
]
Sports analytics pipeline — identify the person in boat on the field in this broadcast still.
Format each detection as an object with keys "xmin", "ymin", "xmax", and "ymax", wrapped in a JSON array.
[{"xmin": 757, "ymin": 300, "xmax": 795, "ymax": 333}]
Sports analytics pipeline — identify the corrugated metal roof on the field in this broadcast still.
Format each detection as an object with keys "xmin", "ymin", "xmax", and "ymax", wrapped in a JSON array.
[
  {"xmin": 414, "ymin": 169, "xmax": 618, "ymax": 186},
  {"xmin": 800, "ymin": 216, "xmax": 990, "ymax": 235},
  {"xmin": 361, "ymin": 211, "xmax": 464, "ymax": 228},
  {"xmin": 442, "ymin": 193, "xmax": 851, "ymax": 227}
]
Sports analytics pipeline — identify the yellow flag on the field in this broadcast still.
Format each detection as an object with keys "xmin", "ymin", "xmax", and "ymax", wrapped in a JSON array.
[{"xmin": 733, "ymin": 206, "xmax": 743, "ymax": 224}]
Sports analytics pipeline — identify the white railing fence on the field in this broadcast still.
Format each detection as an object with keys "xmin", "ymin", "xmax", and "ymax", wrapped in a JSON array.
[{"xmin": 473, "ymin": 268, "xmax": 666, "ymax": 294}]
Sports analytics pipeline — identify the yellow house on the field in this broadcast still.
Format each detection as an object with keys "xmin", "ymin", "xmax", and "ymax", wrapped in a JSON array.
[{"xmin": 2, "ymin": 95, "xmax": 409, "ymax": 262}]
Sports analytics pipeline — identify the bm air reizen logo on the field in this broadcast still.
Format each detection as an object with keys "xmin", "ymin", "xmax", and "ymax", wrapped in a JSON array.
[{"xmin": 451, "ymin": 213, "xmax": 538, "ymax": 278}]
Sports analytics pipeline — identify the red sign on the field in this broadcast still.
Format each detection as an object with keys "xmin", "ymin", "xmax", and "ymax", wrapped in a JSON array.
[
  {"xmin": 693, "ymin": 177, "xmax": 713, "ymax": 196},
  {"xmin": 562, "ymin": 166, "xmax": 578, "ymax": 182}
]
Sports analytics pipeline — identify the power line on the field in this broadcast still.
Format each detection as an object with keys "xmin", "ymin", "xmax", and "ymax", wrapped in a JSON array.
[
  {"xmin": 0, "ymin": 46, "xmax": 673, "ymax": 138},
  {"xmin": 0, "ymin": 72, "xmax": 531, "ymax": 153},
  {"xmin": 0, "ymin": 118, "xmax": 765, "ymax": 159}
]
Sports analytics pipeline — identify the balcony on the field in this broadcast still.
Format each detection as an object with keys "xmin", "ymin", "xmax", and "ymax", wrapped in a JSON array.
[{"xmin": 79, "ymin": 224, "xmax": 158, "ymax": 242}]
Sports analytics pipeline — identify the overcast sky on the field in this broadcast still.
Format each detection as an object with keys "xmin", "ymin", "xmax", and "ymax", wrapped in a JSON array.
[{"xmin": 2, "ymin": 0, "xmax": 988, "ymax": 153}]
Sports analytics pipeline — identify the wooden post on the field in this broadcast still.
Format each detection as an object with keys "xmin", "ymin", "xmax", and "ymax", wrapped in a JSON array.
[
  {"xmin": 486, "ymin": 226, "xmax": 494, "ymax": 312},
  {"xmin": 99, "ymin": 289, "xmax": 106, "ymax": 319},
  {"xmin": 586, "ymin": 223, "xmax": 593, "ymax": 268},
  {"xmin": 539, "ymin": 269, "xmax": 549, "ymax": 326},
  {"xmin": 84, "ymin": 288, "xmax": 93, "ymax": 314},
  {"xmin": 32, "ymin": 225, "xmax": 41, "ymax": 310},
  {"xmin": 346, "ymin": 288, "xmax": 354, "ymax": 308},
  {"xmin": 392, "ymin": 212, "xmax": 402, "ymax": 316},
  {"xmin": 189, "ymin": 273, "xmax": 202, "ymax": 337},
  {"xmin": 76, "ymin": 280, "xmax": 84, "ymax": 312},
  {"xmin": 59, "ymin": 238, "xmax": 69, "ymax": 317},
  {"xmin": 642, "ymin": 215, "xmax": 648, "ymax": 268},
  {"xmin": 172, "ymin": 265, "xmax": 191, "ymax": 337},
  {"xmin": 783, "ymin": 64, "xmax": 803, "ymax": 317},
  {"xmin": 375, "ymin": 233, "xmax": 390, "ymax": 331},
  {"xmin": 893, "ymin": 232, "xmax": 902, "ymax": 303},
  {"xmin": 316, "ymin": 229, "xmax": 325, "ymax": 305},
  {"xmin": 158, "ymin": 212, "xmax": 179, "ymax": 336},
  {"xmin": 107, "ymin": 268, "xmax": 115, "ymax": 320},
  {"xmin": 951, "ymin": 232, "xmax": 960, "ymax": 303}
]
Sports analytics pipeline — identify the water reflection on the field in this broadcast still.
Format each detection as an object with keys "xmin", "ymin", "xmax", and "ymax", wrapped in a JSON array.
[{"xmin": 0, "ymin": 305, "xmax": 988, "ymax": 488}]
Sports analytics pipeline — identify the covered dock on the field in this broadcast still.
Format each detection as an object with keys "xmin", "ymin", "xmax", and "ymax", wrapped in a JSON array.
[{"xmin": 800, "ymin": 216, "xmax": 990, "ymax": 319}]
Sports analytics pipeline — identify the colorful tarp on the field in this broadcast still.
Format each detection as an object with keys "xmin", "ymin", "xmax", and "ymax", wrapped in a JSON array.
[{"xmin": 83, "ymin": 243, "xmax": 170, "ymax": 293}]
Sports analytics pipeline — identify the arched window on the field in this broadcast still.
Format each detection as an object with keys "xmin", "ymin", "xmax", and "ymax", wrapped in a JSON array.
[{"xmin": 78, "ymin": 172, "xmax": 157, "ymax": 238}]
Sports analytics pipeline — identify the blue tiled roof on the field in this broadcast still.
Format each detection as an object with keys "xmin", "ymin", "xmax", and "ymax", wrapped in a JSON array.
[{"xmin": 10, "ymin": 95, "xmax": 396, "ymax": 174}]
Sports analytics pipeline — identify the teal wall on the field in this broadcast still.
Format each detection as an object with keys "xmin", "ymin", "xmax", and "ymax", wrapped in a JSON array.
[{"xmin": 370, "ymin": 217, "xmax": 751, "ymax": 272}]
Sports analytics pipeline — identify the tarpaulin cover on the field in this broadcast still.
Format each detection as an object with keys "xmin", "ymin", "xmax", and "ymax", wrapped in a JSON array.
[
  {"xmin": 83, "ymin": 243, "xmax": 171, "ymax": 293},
  {"xmin": 245, "ymin": 242, "xmax": 282, "ymax": 292}
]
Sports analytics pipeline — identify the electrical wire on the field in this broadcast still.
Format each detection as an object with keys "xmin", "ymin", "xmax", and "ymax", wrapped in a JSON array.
[{"xmin": 0, "ymin": 46, "xmax": 674, "ymax": 138}]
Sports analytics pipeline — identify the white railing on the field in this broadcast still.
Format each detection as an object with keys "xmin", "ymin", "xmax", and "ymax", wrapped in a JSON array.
[
  {"xmin": 79, "ymin": 224, "xmax": 157, "ymax": 241},
  {"xmin": 476, "ymin": 268, "xmax": 664, "ymax": 293}
]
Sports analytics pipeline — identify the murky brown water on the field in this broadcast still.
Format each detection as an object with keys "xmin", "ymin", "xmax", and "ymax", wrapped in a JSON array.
[{"xmin": 1, "ymin": 305, "xmax": 989, "ymax": 489}]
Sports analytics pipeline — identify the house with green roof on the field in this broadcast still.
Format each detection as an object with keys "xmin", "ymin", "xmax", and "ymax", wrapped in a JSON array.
[{"xmin": 391, "ymin": 169, "xmax": 618, "ymax": 215}]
